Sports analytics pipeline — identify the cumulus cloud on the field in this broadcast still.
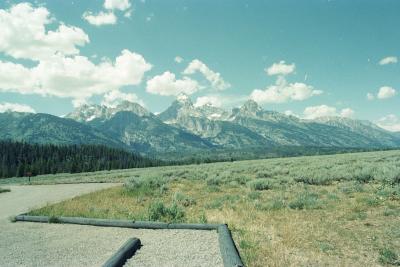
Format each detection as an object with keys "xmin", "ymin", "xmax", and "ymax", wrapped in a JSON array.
[
  {"xmin": 377, "ymin": 86, "xmax": 396, "ymax": 99},
  {"xmin": 379, "ymin": 56, "xmax": 398, "ymax": 65},
  {"xmin": 377, "ymin": 114, "xmax": 400, "ymax": 132},
  {"xmin": 175, "ymin": 56, "xmax": 183, "ymax": 63},
  {"xmin": 146, "ymin": 71, "xmax": 200, "ymax": 96},
  {"xmin": 0, "ymin": 102, "xmax": 35, "ymax": 113},
  {"xmin": 250, "ymin": 61, "xmax": 321, "ymax": 104},
  {"xmin": 104, "ymin": 0, "xmax": 131, "ymax": 11},
  {"xmin": 0, "ymin": 50, "xmax": 152, "ymax": 104},
  {"xmin": 284, "ymin": 110, "xmax": 299, "ymax": 117},
  {"xmin": 266, "ymin": 61, "xmax": 295, "ymax": 76},
  {"xmin": 250, "ymin": 76, "xmax": 322, "ymax": 104},
  {"xmin": 83, "ymin": 11, "xmax": 117, "ymax": 26},
  {"xmin": 0, "ymin": 3, "xmax": 151, "ymax": 106},
  {"xmin": 303, "ymin": 105, "xmax": 354, "ymax": 120},
  {"xmin": 0, "ymin": 3, "xmax": 89, "ymax": 61},
  {"xmin": 183, "ymin": 59, "xmax": 231, "ymax": 90},
  {"xmin": 194, "ymin": 96, "xmax": 222, "ymax": 107},
  {"xmin": 366, "ymin": 92, "xmax": 375, "ymax": 100},
  {"xmin": 101, "ymin": 90, "xmax": 144, "ymax": 107},
  {"xmin": 83, "ymin": 0, "xmax": 131, "ymax": 26},
  {"xmin": 340, "ymin": 108, "xmax": 355, "ymax": 118}
]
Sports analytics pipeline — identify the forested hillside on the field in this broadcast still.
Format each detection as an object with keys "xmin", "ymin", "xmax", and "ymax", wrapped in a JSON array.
[{"xmin": 0, "ymin": 140, "xmax": 161, "ymax": 179}]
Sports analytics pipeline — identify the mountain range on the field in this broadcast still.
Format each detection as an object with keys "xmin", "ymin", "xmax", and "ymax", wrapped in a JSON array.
[{"xmin": 1, "ymin": 95, "xmax": 399, "ymax": 157}]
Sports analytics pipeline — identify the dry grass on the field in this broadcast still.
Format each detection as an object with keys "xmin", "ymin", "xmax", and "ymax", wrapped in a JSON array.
[{"xmin": 29, "ymin": 150, "xmax": 400, "ymax": 266}]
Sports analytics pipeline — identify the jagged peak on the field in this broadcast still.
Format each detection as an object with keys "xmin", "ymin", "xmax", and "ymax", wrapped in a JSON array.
[
  {"xmin": 176, "ymin": 93, "xmax": 193, "ymax": 105},
  {"xmin": 241, "ymin": 99, "xmax": 262, "ymax": 112},
  {"xmin": 66, "ymin": 100, "xmax": 152, "ymax": 122}
]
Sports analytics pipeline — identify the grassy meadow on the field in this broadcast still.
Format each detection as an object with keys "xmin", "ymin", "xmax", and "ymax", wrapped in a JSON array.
[{"xmin": 11, "ymin": 150, "xmax": 400, "ymax": 266}]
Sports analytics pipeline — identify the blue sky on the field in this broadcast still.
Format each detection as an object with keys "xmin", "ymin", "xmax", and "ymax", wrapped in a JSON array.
[{"xmin": 0, "ymin": 0, "xmax": 399, "ymax": 131}]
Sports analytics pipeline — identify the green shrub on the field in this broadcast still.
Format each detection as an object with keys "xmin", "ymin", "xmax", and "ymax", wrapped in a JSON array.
[
  {"xmin": 205, "ymin": 195, "xmax": 240, "ymax": 210},
  {"xmin": 206, "ymin": 185, "xmax": 221, "ymax": 193},
  {"xmin": 124, "ymin": 176, "xmax": 167, "ymax": 196},
  {"xmin": 340, "ymin": 181, "xmax": 364, "ymax": 194},
  {"xmin": 247, "ymin": 179, "xmax": 272, "ymax": 191},
  {"xmin": 198, "ymin": 211, "xmax": 208, "ymax": 223},
  {"xmin": 233, "ymin": 175, "xmax": 250, "ymax": 185},
  {"xmin": 288, "ymin": 192, "xmax": 322, "ymax": 210},
  {"xmin": 247, "ymin": 191, "xmax": 261, "ymax": 200},
  {"xmin": 376, "ymin": 185, "xmax": 400, "ymax": 200},
  {"xmin": 378, "ymin": 248, "xmax": 399, "ymax": 265},
  {"xmin": 360, "ymin": 196, "xmax": 381, "ymax": 207},
  {"xmin": 173, "ymin": 192, "xmax": 196, "ymax": 207},
  {"xmin": 295, "ymin": 175, "xmax": 332, "ymax": 185},
  {"xmin": 255, "ymin": 196, "xmax": 286, "ymax": 211},
  {"xmin": 206, "ymin": 176, "xmax": 223, "ymax": 186},
  {"xmin": 383, "ymin": 208, "xmax": 400, "ymax": 217},
  {"xmin": 386, "ymin": 171, "xmax": 400, "ymax": 186},
  {"xmin": 256, "ymin": 171, "xmax": 272, "ymax": 179},
  {"xmin": 318, "ymin": 241, "xmax": 335, "ymax": 253},
  {"xmin": 354, "ymin": 168, "xmax": 375, "ymax": 183},
  {"xmin": 147, "ymin": 201, "xmax": 185, "ymax": 223}
]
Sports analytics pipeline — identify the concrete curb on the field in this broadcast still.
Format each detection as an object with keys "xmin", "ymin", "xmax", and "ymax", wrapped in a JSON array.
[
  {"xmin": 102, "ymin": 238, "xmax": 141, "ymax": 267},
  {"xmin": 15, "ymin": 214, "xmax": 244, "ymax": 267}
]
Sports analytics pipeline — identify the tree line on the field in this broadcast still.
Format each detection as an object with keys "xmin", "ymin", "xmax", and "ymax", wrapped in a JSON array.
[{"xmin": 0, "ymin": 140, "xmax": 162, "ymax": 179}]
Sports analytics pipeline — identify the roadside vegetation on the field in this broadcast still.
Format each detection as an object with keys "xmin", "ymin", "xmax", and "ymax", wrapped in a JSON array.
[{"xmin": 25, "ymin": 150, "xmax": 400, "ymax": 266}]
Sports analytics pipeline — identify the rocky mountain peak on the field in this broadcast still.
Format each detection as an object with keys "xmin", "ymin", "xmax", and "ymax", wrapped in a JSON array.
[
  {"xmin": 66, "ymin": 101, "xmax": 151, "ymax": 122},
  {"xmin": 176, "ymin": 93, "xmax": 193, "ymax": 107},
  {"xmin": 241, "ymin": 100, "xmax": 261, "ymax": 112},
  {"xmin": 114, "ymin": 101, "xmax": 151, "ymax": 117},
  {"xmin": 234, "ymin": 99, "xmax": 262, "ymax": 118}
]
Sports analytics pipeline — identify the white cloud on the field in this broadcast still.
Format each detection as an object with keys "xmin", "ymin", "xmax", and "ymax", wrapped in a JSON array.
[
  {"xmin": 104, "ymin": 0, "xmax": 131, "ymax": 11},
  {"xmin": 71, "ymin": 98, "xmax": 89, "ymax": 108},
  {"xmin": 366, "ymin": 92, "xmax": 375, "ymax": 100},
  {"xmin": 284, "ymin": 110, "xmax": 299, "ymax": 117},
  {"xmin": 124, "ymin": 10, "xmax": 132, "ymax": 18},
  {"xmin": 183, "ymin": 59, "xmax": 231, "ymax": 90},
  {"xmin": 303, "ymin": 105, "xmax": 337, "ymax": 119},
  {"xmin": 377, "ymin": 86, "xmax": 396, "ymax": 99},
  {"xmin": 340, "ymin": 108, "xmax": 355, "ymax": 118},
  {"xmin": 250, "ymin": 76, "xmax": 322, "ymax": 104},
  {"xmin": 377, "ymin": 114, "xmax": 400, "ymax": 132},
  {"xmin": 303, "ymin": 105, "xmax": 354, "ymax": 120},
  {"xmin": 379, "ymin": 56, "xmax": 398, "ymax": 65},
  {"xmin": 0, "ymin": 3, "xmax": 152, "ymax": 106},
  {"xmin": 0, "ymin": 60, "xmax": 35, "ymax": 93},
  {"xmin": 101, "ymin": 90, "xmax": 144, "ymax": 107},
  {"xmin": 194, "ymin": 96, "xmax": 222, "ymax": 107},
  {"xmin": 175, "ymin": 56, "xmax": 183, "ymax": 63},
  {"xmin": 0, "ymin": 102, "xmax": 35, "ymax": 113},
  {"xmin": 146, "ymin": 71, "xmax": 200, "ymax": 96},
  {"xmin": 0, "ymin": 3, "xmax": 89, "ymax": 61},
  {"xmin": 266, "ymin": 61, "xmax": 295, "ymax": 76},
  {"xmin": 83, "ymin": 11, "xmax": 117, "ymax": 26},
  {"xmin": 83, "ymin": 0, "xmax": 132, "ymax": 26},
  {"xmin": 0, "ymin": 50, "xmax": 152, "ymax": 104}
]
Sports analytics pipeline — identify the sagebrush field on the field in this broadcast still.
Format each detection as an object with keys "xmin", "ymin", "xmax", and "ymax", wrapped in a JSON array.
[{"xmin": 10, "ymin": 150, "xmax": 400, "ymax": 266}]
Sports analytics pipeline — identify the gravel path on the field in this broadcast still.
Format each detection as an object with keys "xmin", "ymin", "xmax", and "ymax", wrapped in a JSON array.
[
  {"xmin": 0, "ymin": 184, "xmax": 224, "ymax": 267},
  {"xmin": 125, "ymin": 229, "xmax": 223, "ymax": 267},
  {"xmin": 0, "ymin": 222, "xmax": 138, "ymax": 267}
]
